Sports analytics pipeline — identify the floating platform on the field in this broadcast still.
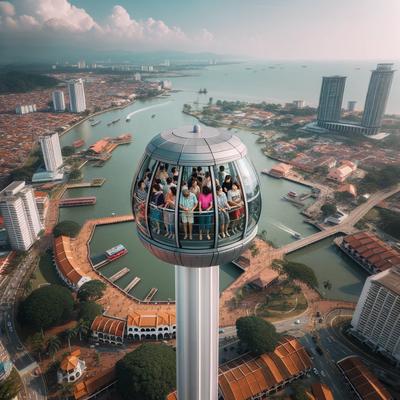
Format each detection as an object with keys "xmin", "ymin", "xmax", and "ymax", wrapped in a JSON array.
[
  {"xmin": 109, "ymin": 267, "xmax": 130, "ymax": 283},
  {"xmin": 93, "ymin": 259, "xmax": 110, "ymax": 270},
  {"xmin": 144, "ymin": 287, "xmax": 158, "ymax": 302},
  {"xmin": 124, "ymin": 276, "xmax": 141, "ymax": 293}
]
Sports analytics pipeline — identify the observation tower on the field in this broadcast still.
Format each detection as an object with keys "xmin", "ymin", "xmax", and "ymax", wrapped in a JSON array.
[{"xmin": 131, "ymin": 124, "xmax": 261, "ymax": 399}]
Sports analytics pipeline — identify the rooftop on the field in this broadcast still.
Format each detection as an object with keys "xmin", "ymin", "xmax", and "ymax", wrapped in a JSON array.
[
  {"xmin": 372, "ymin": 267, "xmax": 400, "ymax": 296},
  {"xmin": 343, "ymin": 231, "xmax": 400, "ymax": 273},
  {"xmin": 127, "ymin": 311, "xmax": 176, "ymax": 328},
  {"xmin": 218, "ymin": 336, "xmax": 312, "ymax": 400},
  {"xmin": 91, "ymin": 316, "xmax": 126, "ymax": 337},
  {"xmin": 337, "ymin": 356, "xmax": 392, "ymax": 400}
]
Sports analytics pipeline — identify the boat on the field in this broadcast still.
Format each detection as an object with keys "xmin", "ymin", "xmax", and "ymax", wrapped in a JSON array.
[
  {"xmin": 287, "ymin": 191, "xmax": 298, "ymax": 198},
  {"xmin": 89, "ymin": 117, "xmax": 94, "ymax": 121},
  {"xmin": 105, "ymin": 244, "xmax": 128, "ymax": 260},
  {"xmin": 112, "ymin": 118, "xmax": 120, "ymax": 124},
  {"xmin": 292, "ymin": 232, "xmax": 302, "ymax": 240},
  {"xmin": 91, "ymin": 120, "xmax": 101, "ymax": 127},
  {"xmin": 107, "ymin": 122, "xmax": 113, "ymax": 126},
  {"xmin": 151, "ymin": 114, "xmax": 156, "ymax": 118},
  {"xmin": 126, "ymin": 117, "xmax": 131, "ymax": 122}
]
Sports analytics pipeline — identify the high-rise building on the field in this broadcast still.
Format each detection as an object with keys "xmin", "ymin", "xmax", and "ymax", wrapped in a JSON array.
[
  {"xmin": 317, "ymin": 76, "xmax": 346, "ymax": 125},
  {"xmin": 347, "ymin": 101, "xmax": 357, "ymax": 112},
  {"xmin": 351, "ymin": 266, "xmax": 400, "ymax": 365},
  {"xmin": 68, "ymin": 79, "xmax": 86, "ymax": 113},
  {"xmin": 0, "ymin": 182, "xmax": 42, "ymax": 251},
  {"xmin": 361, "ymin": 63, "xmax": 394, "ymax": 135},
  {"xmin": 39, "ymin": 132, "xmax": 63, "ymax": 173},
  {"xmin": 293, "ymin": 100, "xmax": 305, "ymax": 109},
  {"xmin": 52, "ymin": 90, "xmax": 66, "ymax": 112}
]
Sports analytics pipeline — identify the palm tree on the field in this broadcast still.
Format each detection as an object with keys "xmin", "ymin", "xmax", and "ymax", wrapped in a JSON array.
[
  {"xmin": 64, "ymin": 328, "xmax": 77, "ymax": 352},
  {"xmin": 47, "ymin": 335, "xmax": 61, "ymax": 360},
  {"xmin": 30, "ymin": 332, "xmax": 46, "ymax": 362},
  {"xmin": 76, "ymin": 319, "xmax": 89, "ymax": 341}
]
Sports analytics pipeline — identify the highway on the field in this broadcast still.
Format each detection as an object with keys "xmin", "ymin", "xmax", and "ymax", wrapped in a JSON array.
[
  {"xmin": 0, "ymin": 251, "xmax": 47, "ymax": 400},
  {"xmin": 277, "ymin": 184, "xmax": 400, "ymax": 254}
]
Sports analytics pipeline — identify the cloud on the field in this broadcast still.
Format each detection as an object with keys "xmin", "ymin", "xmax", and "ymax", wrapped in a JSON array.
[{"xmin": 0, "ymin": 0, "xmax": 212, "ymax": 52}]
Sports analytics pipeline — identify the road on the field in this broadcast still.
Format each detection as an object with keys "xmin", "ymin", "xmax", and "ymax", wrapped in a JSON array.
[
  {"xmin": 0, "ymin": 251, "xmax": 47, "ymax": 400},
  {"xmin": 278, "ymin": 184, "xmax": 400, "ymax": 254}
]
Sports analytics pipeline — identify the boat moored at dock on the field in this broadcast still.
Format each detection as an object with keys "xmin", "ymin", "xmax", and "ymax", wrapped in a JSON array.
[{"xmin": 105, "ymin": 244, "xmax": 128, "ymax": 260}]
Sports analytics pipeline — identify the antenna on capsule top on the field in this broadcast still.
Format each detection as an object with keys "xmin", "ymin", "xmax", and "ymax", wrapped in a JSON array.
[{"xmin": 193, "ymin": 124, "xmax": 201, "ymax": 134}]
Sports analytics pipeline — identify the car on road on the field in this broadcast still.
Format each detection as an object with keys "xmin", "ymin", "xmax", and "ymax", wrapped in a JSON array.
[
  {"xmin": 294, "ymin": 319, "xmax": 301, "ymax": 325},
  {"xmin": 315, "ymin": 346, "xmax": 324, "ymax": 356},
  {"xmin": 313, "ymin": 368, "xmax": 319, "ymax": 375},
  {"xmin": 219, "ymin": 328, "xmax": 225, "ymax": 334}
]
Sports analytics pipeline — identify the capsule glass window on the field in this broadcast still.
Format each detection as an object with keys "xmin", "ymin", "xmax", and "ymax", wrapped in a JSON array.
[
  {"xmin": 178, "ymin": 166, "xmax": 215, "ymax": 249},
  {"xmin": 147, "ymin": 163, "xmax": 179, "ymax": 245}
]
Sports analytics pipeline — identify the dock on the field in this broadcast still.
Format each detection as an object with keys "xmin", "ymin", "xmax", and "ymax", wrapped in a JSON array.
[
  {"xmin": 59, "ymin": 196, "xmax": 96, "ymax": 207},
  {"xmin": 143, "ymin": 287, "xmax": 158, "ymax": 302},
  {"xmin": 124, "ymin": 276, "xmax": 141, "ymax": 293},
  {"xmin": 109, "ymin": 267, "xmax": 130, "ymax": 283},
  {"xmin": 93, "ymin": 259, "xmax": 111, "ymax": 270}
]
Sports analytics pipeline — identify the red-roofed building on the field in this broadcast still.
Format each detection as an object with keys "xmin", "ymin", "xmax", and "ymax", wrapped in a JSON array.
[
  {"xmin": 337, "ymin": 356, "xmax": 392, "ymax": 400},
  {"xmin": 309, "ymin": 382, "xmax": 334, "ymax": 400},
  {"xmin": 339, "ymin": 231, "xmax": 400, "ymax": 274},
  {"xmin": 268, "ymin": 163, "xmax": 292, "ymax": 178},
  {"xmin": 126, "ymin": 311, "xmax": 176, "ymax": 340},
  {"xmin": 88, "ymin": 139, "xmax": 109, "ymax": 154},
  {"xmin": 218, "ymin": 336, "xmax": 312, "ymax": 400},
  {"xmin": 91, "ymin": 316, "xmax": 126, "ymax": 345}
]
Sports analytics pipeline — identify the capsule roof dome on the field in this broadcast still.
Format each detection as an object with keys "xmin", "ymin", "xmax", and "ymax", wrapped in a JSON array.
[{"xmin": 145, "ymin": 125, "xmax": 247, "ymax": 167}]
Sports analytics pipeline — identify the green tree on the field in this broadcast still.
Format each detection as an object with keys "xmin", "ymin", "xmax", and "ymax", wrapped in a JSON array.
[
  {"xmin": 61, "ymin": 146, "xmax": 75, "ymax": 157},
  {"xmin": 29, "ymin": 332, "xmax": 46, "ymax": 360},
  {"xmin": 334, "ymin": 191, "xmax": 354, "ymax": 203},
  {"xmin": 68, "ymin": 169, "xmax": 82, "ymax": 182},
  {"xmin": 63, "ymin": 328, "xmax": 77, "ymax": 352},
  {"xmin": 59, "ymin": 382, "xmax": 74, "ymax": 399},
  {"xmin": 282, "ymin": 260, "xmax": 318, "ymax": 288},
  {"xmin": 291, "ymin": 383, "xmax": 309, "ymax": 400},
  {"xmin": 53, "ymin": 220, "xmax": 81, "ymax": 238},
  {"xmin": 321, "ymin": 202, "xmax": 337, "ymax": 218},
  {"xmin": 116, "ymin": 343, "xmax": 176, "ymax": 400},
  {"xmin": 0, "ymin": 370, "xmax": 22, "ymax": 400},
  {"xmin": 77, "ymin": 280, "xmax": 106, "ymax": 302},
  {"xmin": 236, "ymin": 316, "xmax": 281, "ymax": 356},
  {"xmin": 75, "ymin": 319, "xmax": 90, "ymax": 341},
  {"xmin": 78, "ymin": 302, "xmax": 102, "ymax": 325},
  {"xmin": 47, "ymin": 335, "xmax": 62, "ymax": 360},
  {"xmin": 19, "ymin": 285, "xmax": 74, "ymax": 331}
]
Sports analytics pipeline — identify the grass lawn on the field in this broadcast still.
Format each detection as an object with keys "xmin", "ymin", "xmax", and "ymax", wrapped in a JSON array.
[
  {"xmin": 257, "ymin": 282, "xmax": 308, "ymax": 321},
  {"xmin": 29, "ymin": 252, "xmax": 64, "ymax": 290}
]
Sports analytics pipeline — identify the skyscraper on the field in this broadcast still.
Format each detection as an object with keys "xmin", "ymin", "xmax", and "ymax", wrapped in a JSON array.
[
  {"xmin": 52, "ymin": 90, "xmax": 66, "ymax": 112},
  {"xmin": 361, "ymin": 63, "xmax": 394, "ymax": 135},
  {"xmin": 68, "ymin": 79, "xmax": 86, "ymax": 113},
  {"xmin": 351, "ymin": 266, "xmax": 400, "ymax": 365},
  {"xmin": 317, "ymin": 76, "xmax": 346, "ymax": 125},
  {"xmin": 39, "ymin": 132, "xmax": 63, "ymax": 173},
  {"xmin": 0, "ymin": 181, "xmax": 42, "ymax": 251}
]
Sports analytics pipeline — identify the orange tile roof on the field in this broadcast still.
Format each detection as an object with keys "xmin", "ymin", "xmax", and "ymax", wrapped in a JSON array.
[
  {"xmin": 74, "ymin": 368, "xmax": 116, "ymax": 400},
  {"xmin": 53, "ymin": 236, "xmax": 83, "ymax": 285},
  {"xmin": 91, "ymin": 316, "xmax": 126, "ymax": 337},
  {"xmin": 60, "ymin": 355, "xmax": 79, "ymax": 372},
  {"xmin": 343, "ymin": 232, "xmax": 400, "ymax": 272},
  {"xmin": 218, "ymin": 336, "xmax": 312, "ymax": 400},
  {"xmin": 310, "ymin": 382, "xmax": 334, "ymax": 400},
  {"xmin": 166, "ymin": 392, "xmax": 178, "ymax": 400},
  {"xmin": 337, "ymin": 356, "xmax": 392, "ymax": 400},
  {"xmin": 89, "ymin": 139, "xmax": 109, "ymax": 153},
  {"xmin": 127, "ymin": 311, "xmax": 176, "ymax": 328}
]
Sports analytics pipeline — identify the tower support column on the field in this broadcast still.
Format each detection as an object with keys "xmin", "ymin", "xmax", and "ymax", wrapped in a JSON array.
[{"xmin": 175, "ymin": 265, "xmax": 219, "ymax": 400}]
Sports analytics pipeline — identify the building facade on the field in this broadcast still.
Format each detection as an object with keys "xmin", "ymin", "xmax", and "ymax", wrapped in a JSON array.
[
  {"xmin": 347, "ymin": 100, "xmax": 357, "ymax": 112},
  {"xmin": 0, "ymin": 341, "xmax": 12, "ymax": 382},
  {"xmin": 39, "ymin": 132, "xmax": 63, "ymax": 173},
  {"xmin": 0, "ymin": 182, "xmax": 42, "ymax": 251},
  {"xmin": 317, "ymin": 76, "xmax": 346, "ymax": 125},
  {"xmin": 68, "ymin": 79, "xmax": 86, "ymax": 113},
  {"xmin": 126, "ymin": 311, "xmax": 176, "ymax": 340},
  {"xmin": 52, "ymin": 90, "xmax": 66, "ymax": 112},
  {"xmin": 361, "ymin": 64, "xmax": 394, "ymax": 135},
  {"xmin": 351, "ymin": 267, "xmax": 400, "ymax": 365}
]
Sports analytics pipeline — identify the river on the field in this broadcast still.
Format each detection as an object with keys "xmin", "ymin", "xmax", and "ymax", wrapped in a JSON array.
[{"xmin": 59, "ymin": 61, "xmax": 385, "ymax": 302}]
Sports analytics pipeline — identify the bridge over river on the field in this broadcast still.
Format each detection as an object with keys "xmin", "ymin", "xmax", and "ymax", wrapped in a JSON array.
[{"xmin": 276, "ymin": 184, "xmax": 400, "ymax": 255}]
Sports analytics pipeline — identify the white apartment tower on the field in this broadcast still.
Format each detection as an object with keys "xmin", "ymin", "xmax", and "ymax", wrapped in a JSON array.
[
  {"xmin": 0, "ymin": 182, "xmax": 42, "ymax": 251},
  {"xmin": 39, "ymin": 132, "xmax": 63, "ymax": 173},
  {"xmin": 351, "ymin": 267, "xmax": 400, "ymax": 364},
  {"xmin": 52, "ymin": 90, "xmax": 66, "ymax": 112},
  {"xmin": 68, "ymin": 79, "xmax": 86, "ymax": 113}
]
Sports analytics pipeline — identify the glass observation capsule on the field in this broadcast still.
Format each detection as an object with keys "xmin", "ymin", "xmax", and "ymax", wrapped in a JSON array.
[{"xmin": 131, "ymin": 125, "xmax": 261, "ymax": 267}]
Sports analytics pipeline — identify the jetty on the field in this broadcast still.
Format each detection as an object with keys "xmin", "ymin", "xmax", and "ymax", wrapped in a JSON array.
[
  {"xmin": 124, "ymin": 277, "xmax": 141, "ymax": 293},
  {"xmin": 109, "ymin": 267, "xmax": 130, "ymax": 283},
  {"xmin": 59, "ymin": 196, "xmax": 96, "ymax": 207},
  {"xmin": 144, "ymin": 287, "xmax": 158, "ymax": 302}
]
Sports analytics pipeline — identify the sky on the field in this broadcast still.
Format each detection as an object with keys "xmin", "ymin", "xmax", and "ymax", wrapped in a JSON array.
[{"xmin": 0, "ymin": 0, "xmax": 399, "ymax": 62}]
